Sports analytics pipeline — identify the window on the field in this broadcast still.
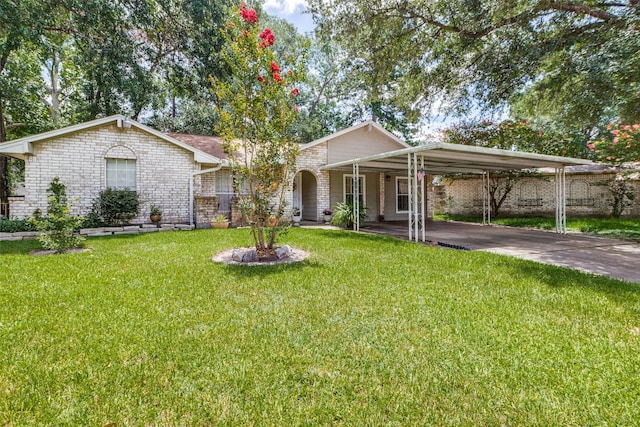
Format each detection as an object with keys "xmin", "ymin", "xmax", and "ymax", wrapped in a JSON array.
[
  {"xmin": 343, "ymin": 174, "xmax": 365, "ymax": 206},
  {"xmin": 396, "ymin": 177, "xmax": 409, "ymax": 213},
  {"xmin": 106, "ymin": 158, "xmax": 136, "ymax": 189}
]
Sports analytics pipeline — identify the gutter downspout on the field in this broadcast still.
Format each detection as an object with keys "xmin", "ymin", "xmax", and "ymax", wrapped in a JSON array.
[{"xmin": 190, "ymin": 165, "xmax": 223, "ymax": 227}]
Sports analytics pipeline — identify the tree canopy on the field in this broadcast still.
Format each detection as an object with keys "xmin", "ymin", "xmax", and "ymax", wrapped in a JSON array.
[{"xmin": 307, "ymin": 0, "xmax": 640, "ymax": 133}]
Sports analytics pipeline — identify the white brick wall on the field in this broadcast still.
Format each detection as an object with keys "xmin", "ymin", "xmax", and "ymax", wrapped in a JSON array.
[
  {"xmin": 295, "ymin": 143, "xmax": 331, "ymax": 222},
  {"xmin": 11, "ymin": 124, "xmax": 205, "ymax": 224},
  {"xmin": 436, "ymin": 173, "xmax": 640, "ymax": 217}
]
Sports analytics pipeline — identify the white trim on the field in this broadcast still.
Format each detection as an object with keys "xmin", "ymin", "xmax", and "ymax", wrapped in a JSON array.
[
  {"xmin": 396, "ymin": 176, "xmax": 409, "ymax": 214},
  {"xmin": 300, "ymin": 120, "xmax": 410, "ymax": 151},
  {"xmin": 343, "ymin": 173, "xmax": 366, "ymax": 206}
]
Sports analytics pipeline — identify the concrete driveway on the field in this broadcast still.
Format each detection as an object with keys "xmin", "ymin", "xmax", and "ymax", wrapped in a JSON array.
[{"xmin": 362, "ymin": 221, "xmax": 640, "ymax": 283}]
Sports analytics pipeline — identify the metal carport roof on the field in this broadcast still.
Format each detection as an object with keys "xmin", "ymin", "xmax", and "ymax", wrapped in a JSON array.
[
  {"xmin": 319, "ymin": 141, "xmax": 593, "ymax": 240},
  {"xmin": 320, "ymin": 141, "xmax": 592, "ymax": 174}
]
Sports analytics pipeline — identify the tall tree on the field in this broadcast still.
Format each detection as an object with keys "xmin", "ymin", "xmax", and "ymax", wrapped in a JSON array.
[{"xmin": 308, "ymin": 0, "xmax": 640, "ymax": 131}]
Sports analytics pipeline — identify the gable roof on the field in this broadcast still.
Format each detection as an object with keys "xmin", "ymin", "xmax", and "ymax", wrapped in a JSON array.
[
  {"xmin": 0, "ymin": 115, "xmax": 222, "ymax": 165},
  {"xmin": 167, "ymin": 133, "xmax": 228, "ymax": 160},
  {"xmin": 300, "ymin": 120, "xmax": 411, "ymax": 151}
]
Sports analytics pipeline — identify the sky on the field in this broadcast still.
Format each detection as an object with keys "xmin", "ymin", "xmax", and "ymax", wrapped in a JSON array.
[{"xmin": 262, "ymin": 0, "xmax": 315, "ymax": 34}]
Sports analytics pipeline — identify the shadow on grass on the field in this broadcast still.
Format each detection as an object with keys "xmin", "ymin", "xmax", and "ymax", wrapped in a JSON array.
[
  {"xmin": 223, "ymin": 258, "xmax": 321, "ymax": 278},
  {"xmin": 311, "ymin": 228, "xmax": 409, "ymax": 246},
  {"xmin": 498, "ymin": 256, "xmax": 640, "ymax": 303},
  {"xmin": 0, "ymin": 239, "xmax": 43, "ymax": 255}
]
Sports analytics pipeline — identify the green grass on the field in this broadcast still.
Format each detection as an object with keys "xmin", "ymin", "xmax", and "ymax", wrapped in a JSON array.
[
  {"xmin": 1, "ymin": 229, "xmax": 640, "ymax": 425},
  {"xmin": 435, "ymin": 214, "xmax": 640, "ymax": 240}
]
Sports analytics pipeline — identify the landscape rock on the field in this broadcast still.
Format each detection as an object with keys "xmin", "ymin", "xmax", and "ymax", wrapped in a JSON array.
[{"xmin": 275, "ymin": 245, "xmax": 292, "ymax": 259}]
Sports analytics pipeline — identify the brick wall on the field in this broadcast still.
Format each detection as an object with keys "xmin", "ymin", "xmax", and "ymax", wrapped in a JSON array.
[
  {"xmin": 296, "ymin": 143, "xmax": 331, "ymax": 222},
  {"xmin": 435, "ymin": 172, "xmax": 640, "ymax": 217},
  {"xmin": 10, "ymin": 124, "xmax": 203, "ymax": 224}
]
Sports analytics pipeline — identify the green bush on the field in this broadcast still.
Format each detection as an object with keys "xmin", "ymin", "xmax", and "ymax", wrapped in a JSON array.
[
  {"xmin": 0, "ymin": 217, "xmax": 38, "ymax": 232},
  {"xmin": 330, "ymin": 201, "xmax": 369, "ymax": 228},
  {"xmin": 30, "ymin": 178, "xmax": 85, "ymax": 253},
  {"xmin": 94, "ymin": 188, "xmax": 141, "ymax": 225}
]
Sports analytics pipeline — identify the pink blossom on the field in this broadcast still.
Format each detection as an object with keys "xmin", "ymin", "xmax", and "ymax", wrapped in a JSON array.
[
  {"xmin": 293, "ymin": 105, "xmax": 299, "ymax": 112},
  {"xmin": 633, "ymin": 124, "xmax": 640, "ymax": 130},
  {"xmin": 258, "ymin": 28, "xmax": 275, "ymax": 47},
  {"xmin": 291, "ymin": 88, "xmax": 299, "ymax": 96},
  {"xmin": 239, "ymin": 3, "xmax": 258, "ymax": 24},
  {"xmin": 613, "ymin": 137, "xmax": 619, "ymax": 144},
  {"xmin": 611, "ymin": 129, "xmax": 619, "ymax": 136},
  {"xmin": 621, "ymin": 125, "xmax": 631, "ymax": 131},
  {"xmin": 587, "ymin": 143, "xmax": 595, "ymax": 150},
  {"xmin": 609, "ymin": 145, "xmax": 615, "ymax": 149}
]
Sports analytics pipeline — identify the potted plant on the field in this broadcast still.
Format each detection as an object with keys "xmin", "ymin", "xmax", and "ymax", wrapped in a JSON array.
[
  {"xmin": 292, "ymin": 207, "xmax": 302, "ymax": 226},
  {"xmin": 212, "ymin": 213, "xmax": 230, "ymax": 229},
  {"xmin": 150, "ymin": 205, "xmax": 162, "ymax": 223},
  {"xmin": 322, "ymin": 208, "xmax": 333, "ymax": 224},
  {"xmin": 266, "ymin": 216, "xmax": 278, "ymax": 227},
  {"xmin": 330, "ymin": 201, "xmax": 368, "ymax": 229}
]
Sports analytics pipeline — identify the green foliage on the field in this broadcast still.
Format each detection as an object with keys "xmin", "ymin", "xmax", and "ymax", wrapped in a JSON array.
[
  {"xmin": 330, "ymin": 201, "xmax": 369, "ymax": 228},
  {"xmin": 594, "ymin": 175, "xmax": 636, "ymax": 219},
  {"xmin": 442, "ymin": 120, "xmax": 546, "ymax": 217},
  {"xmin": 29, "ymin": 178, "xmax": 84, "ymax": 252},
  {"xmin": 212, "ymin": 3, "xmax": 307, "ymax": 251},
  {"xmin": 93, "ymin": 188, "xmax": 141, "ymax": 226},
  {"xmin": 0, "ymin": 217, "xmax": 38, "ymax": 232},
  {"xmin": 443, "ymin": 119, "xmax": 591, "ymax": 158},
  {"xmin": 308, "ymin": 0, "xmax": 640, "ymax": 131}
]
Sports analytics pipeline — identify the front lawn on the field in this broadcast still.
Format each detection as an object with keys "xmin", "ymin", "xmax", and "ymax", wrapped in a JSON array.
[{"xmin": 1, "ymin": 229, "xmax": 639, "ymax": 425}]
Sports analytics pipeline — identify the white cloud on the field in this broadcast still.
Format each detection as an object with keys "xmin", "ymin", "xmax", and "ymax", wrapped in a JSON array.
[{"xmin": 262, "ymin": 0, "xmax": 308, "ymax": 15}]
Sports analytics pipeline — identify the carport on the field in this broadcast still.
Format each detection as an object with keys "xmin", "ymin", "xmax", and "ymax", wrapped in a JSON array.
[{"xmin": 320, "ymin": 142, "xmax": 592, "ymax": 241}]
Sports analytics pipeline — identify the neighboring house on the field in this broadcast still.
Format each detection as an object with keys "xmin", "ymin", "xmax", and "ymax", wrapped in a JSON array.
[
  {"xmin": 435, "ymin": 164, "xmax": 640, "ymax": 218},
  {"xmin": 0, "ymin": 116, "xmax": 414, "ymax": 226}
]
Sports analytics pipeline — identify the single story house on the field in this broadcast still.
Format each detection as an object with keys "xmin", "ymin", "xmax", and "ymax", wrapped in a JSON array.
[{"xmin": 0, "ymin": 115, "xmax": 593, "ymax": 237}]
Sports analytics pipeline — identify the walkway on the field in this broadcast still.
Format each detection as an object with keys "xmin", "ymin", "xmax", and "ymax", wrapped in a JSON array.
[{"xmin": 360, "ymin": 221, "xmax": 640, "ymax": 283}]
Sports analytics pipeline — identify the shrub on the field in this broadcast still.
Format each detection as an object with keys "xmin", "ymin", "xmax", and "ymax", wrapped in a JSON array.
[
  {"xmin": 94, "ymin": 188, "xmax": 141, "ymax": 225},
  {"xmin": 0, "ymin": 217, "xmax": 38, "ymax": 232},
  {"xmin": 330, "ymin": 201, "xmax": 369, "ymax": 228},
  {"xmin": 30, "ymin": 178, "xmax": 85, "ymax": 253}
]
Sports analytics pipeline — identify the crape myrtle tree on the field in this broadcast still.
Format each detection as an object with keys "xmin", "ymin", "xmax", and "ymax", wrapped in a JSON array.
[
  {"xmin": 588, "ymin": 121, "xmax": 640, "ymax": 217},
  {"xmin": 212, "ymin": 3, "xmax": 307, "ymax": 253}
]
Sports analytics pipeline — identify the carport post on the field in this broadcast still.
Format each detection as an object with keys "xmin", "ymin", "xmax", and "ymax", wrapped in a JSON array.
[
  {"xmin": 555, "ymin": 167, "xmax": 567, "ymax": 234},
  {"xmin": 420, "ymin": 155, "xmax": 425, "ymax": 243},
  {"xmin": 353, "ymin": 162, "xmax": 360, "ymax": 231},
  {"xmin": 483, "ymin": 170, "xmax": 491, "ymax": 225},
  {"xmin": 408, "ymin": 153, "xmax": 413, "ymax": 241}
]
